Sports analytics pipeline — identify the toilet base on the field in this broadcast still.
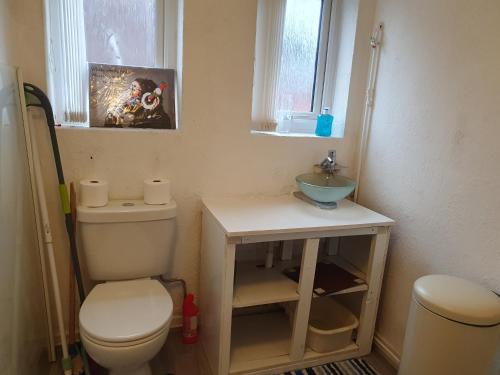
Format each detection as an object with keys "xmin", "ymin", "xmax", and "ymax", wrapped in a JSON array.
[
  {"xmin": 109, "ymin": 362, "xmax": 152, "ymax": 375},
  {"xmin": 80, "ymin": 321, "xmax": 170, "ymax": 375}
]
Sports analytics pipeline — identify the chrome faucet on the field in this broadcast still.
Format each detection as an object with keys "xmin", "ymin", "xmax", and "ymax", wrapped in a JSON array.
[{"xmin": 318, "ymin": 150, "xmax": 338, "ymax": 174}]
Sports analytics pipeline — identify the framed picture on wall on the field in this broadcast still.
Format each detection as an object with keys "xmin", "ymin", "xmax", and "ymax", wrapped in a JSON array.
[{"xmin": 89, "ymin": 63, "xmax": 176, "ymax": 129}]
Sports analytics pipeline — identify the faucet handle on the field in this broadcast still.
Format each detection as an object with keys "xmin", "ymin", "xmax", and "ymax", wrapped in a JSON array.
[{"xmin": 327, "ymin": 150, "xmax": 336, "ymax": 161}]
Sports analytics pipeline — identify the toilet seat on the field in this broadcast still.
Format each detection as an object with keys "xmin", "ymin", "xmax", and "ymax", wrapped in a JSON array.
[
  {"xmin": 80, "ymin": 321, "xmax": 170, "ymax": 348},
  {"xmin": 80, "ymin": 279, "xmax": 173, "ymax": 345}
]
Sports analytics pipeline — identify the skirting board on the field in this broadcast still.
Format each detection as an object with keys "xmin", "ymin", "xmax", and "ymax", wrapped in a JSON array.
[{"xmin": 373, "ymin": 333, "xmax": 400, "ymax": 370}]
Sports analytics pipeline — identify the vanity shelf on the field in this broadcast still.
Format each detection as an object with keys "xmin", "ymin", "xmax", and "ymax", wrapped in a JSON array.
[
  {"xmin": 230, "ymin": 311, "xmax": 291, "ymax": 373},
  {"xmin": 324, "ymin": 255, "xmax": 366, "ymax": 280},
  {"xmin": 284, "ymin": 260, "xmax": 368, "ymax": 298},
  {"xmin": 200, "ymin": 195, "xmax": 394, "ymax": 375},
  {"xmin": 233, "ymin": 262, "xmax": 299, "ymax": 308}
]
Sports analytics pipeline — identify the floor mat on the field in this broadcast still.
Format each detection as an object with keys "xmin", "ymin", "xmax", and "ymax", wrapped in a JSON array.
[{"xmin": 279, "ymin": 358, "xmax": 379, "ymax": 375}]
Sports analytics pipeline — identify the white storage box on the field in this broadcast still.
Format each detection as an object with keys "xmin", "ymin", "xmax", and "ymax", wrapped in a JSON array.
[{"xmin": 307, "ymin": 297, "xmax": 359, "ymax": 353}]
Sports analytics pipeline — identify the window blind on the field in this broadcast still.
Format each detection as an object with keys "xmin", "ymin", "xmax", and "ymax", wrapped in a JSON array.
[
  {"xmin": 45, "ymin": 0, "xmax": 88, "ymax": 124},
  {"xmin": 252, "ymin": 0, "xmax": 287, "ymax": 131}
]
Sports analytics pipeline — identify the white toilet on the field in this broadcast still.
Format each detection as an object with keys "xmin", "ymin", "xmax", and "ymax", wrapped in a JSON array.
[{"xmin": 77, "ymin": 199, "xmax": 177, "ymax": 375}]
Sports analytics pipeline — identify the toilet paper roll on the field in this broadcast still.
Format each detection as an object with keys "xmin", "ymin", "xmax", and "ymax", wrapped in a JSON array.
[
  {"xmin": 80, "ymin": 179, "xmax": 109, "ymax": 207},
  {"xmin": 144, "ymin": 179, "xmax": 171, "ymax": 205}
]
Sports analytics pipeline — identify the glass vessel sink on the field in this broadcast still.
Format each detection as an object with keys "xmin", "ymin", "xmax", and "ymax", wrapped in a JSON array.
[{"xmin": 296, "ymin": 173, "xmax": 356, "ymax": 203}]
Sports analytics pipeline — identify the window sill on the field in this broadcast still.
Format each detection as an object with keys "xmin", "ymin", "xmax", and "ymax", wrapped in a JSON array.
[
  {"xmin": 251, "ymin": 118, "xmax": 344, "ymax": 139},
  {"xmin": 251, "ymin": 130, "xmax": 342, "ymax": 139},
  {"xmin": 55, "ymin": 123, "xmax": 179, "ymax": 133},
  {"xmin": 57, "ymin": 122, "xmax": 89, "ymax": 128},
  {"xmin": 251, "ymin": 117, "xmax": 345, "ymax": 139}
]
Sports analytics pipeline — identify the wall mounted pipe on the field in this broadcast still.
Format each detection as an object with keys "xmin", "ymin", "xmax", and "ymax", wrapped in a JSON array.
[{"xmin": 354, "ymin": 23, "xmax": 384, "ymax": 202}]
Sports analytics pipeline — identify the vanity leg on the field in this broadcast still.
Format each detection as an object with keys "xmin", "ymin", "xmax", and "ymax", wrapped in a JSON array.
[
  {"xmin": 289, "ymin": 238, "xmax": 320, "ymax": 361},
  {"xmin": 220, "ymin": 243, "xmax": 236, "ymax": 374},
  {"xmin": 356, "ymin": 227, "xmax": 391, "ymax": 354},
  {"xmin": 200, "ymin": 212, "xmax": 236, "ymax": 375}
]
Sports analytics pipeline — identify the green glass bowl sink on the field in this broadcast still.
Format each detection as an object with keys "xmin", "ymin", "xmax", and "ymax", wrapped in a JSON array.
[{"xmin": 296, "ymin": 173, "xmax": 357, "ymax": 203}]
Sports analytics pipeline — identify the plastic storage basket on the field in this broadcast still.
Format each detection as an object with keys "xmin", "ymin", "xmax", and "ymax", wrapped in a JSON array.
[{"xmin": 307, "ymin": 297, "xmax": 359, "ymax": 353}]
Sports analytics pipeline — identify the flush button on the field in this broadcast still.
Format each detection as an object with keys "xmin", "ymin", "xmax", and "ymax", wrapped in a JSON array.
[{"xmin": 122, "ymin": 202, "xmax": 135, "ymax": 207}]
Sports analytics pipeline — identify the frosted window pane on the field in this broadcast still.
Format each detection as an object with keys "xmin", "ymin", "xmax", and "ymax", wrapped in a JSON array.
[
  {"xmin": 84, "ymin": 0, "xmax": 158, "ymax": 67},
  {"xmin": 278, "ymin": 0, "xmax": 322, "ymax": 114}
]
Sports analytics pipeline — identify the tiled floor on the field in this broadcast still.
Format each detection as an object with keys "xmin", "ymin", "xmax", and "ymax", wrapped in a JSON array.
[
  {"xmin": 51, "ymin": 330, "xmax": 396, "ymax": 375},
  {"xmin": 150, "ymin": 331, "xmax": 211, "ymax": 375}
]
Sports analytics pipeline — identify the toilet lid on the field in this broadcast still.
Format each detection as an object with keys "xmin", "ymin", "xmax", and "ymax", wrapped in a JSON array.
[{"xmin": 80, "ymin": 279, "xmax": 173, "ymax": 343}]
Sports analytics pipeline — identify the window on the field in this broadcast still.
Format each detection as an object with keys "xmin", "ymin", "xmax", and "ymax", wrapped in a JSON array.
[
  {"xmin": 83, "ymin": 1, "xmax": 159, "ymax": 68},
  {"xmin": 277, "ymin": 0, "xmax": 323, "ymax": 114},
  {"xmin": 44, "ymin": 0, "xmax": 182, "ymax": 127},
  {"xmin": 252, "ymin": 0, "xmax": 359, "ymax": 137}
]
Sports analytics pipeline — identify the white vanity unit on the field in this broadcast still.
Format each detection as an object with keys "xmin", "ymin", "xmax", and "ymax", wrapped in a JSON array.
[{"xmin": 200, "ymin": 195, "xmax": 394, "ymax": 375}]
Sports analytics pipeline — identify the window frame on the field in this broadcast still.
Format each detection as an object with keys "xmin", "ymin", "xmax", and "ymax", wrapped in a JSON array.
[{"xmin": 156, "ymin": 0, "xmax": 180, "ymax": 70}]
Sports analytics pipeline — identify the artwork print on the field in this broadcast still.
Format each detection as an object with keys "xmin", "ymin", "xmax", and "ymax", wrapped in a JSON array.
[{"xmin": 89, "ymin": 64, "xmax": 176, "ymax": 129}]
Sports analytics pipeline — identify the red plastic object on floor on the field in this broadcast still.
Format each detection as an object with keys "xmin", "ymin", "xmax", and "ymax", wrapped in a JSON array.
[{"xmin": 182, "ymin": 293, "xmax": 199, "ymax": 344}]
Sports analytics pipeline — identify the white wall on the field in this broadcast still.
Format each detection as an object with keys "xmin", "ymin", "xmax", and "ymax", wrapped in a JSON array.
[
  {"xmin": 359, "ymin": 0, "xmax": 500, "ymax": 359},
  {"xmin": 1, "ymin": 0, "xmax": 52, "ymax": 372},
  {"xmin": 0, "ymin": 0, "xmax": 47, "ymax": 89},
  {"xmin": 0, "ymin": 46, "xmax": 49, "ymax": 375},
  {"xmin": 21, "ymin": 0, "xmax": 376, "ymax": 326}
]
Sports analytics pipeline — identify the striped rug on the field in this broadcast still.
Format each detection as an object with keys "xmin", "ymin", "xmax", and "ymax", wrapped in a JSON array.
[{"xmin": 280, "ymin": 358, "xmax": 379, "ymax": 375}]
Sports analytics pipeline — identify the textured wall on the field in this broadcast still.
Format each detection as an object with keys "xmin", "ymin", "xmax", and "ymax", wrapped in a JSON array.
[{"xmin": 359, "ymin": 0, "xmax": 500, "ymax": 358}]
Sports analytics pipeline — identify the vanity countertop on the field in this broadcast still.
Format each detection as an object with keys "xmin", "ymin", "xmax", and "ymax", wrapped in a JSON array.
[{"xmin": 202, "ymin": 194, "xmax": 394, "ymax": 240}]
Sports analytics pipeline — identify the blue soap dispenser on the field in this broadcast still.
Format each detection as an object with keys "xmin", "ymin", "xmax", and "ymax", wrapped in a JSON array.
[{"xmin": 315, "ymin": 107, "xmax": 334, "ymax": 137}]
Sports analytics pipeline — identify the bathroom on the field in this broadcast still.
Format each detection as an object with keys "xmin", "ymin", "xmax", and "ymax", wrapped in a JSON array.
[{"xmin": 0, "ymin": 0, "xmax": 499, "ymax": 374}]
